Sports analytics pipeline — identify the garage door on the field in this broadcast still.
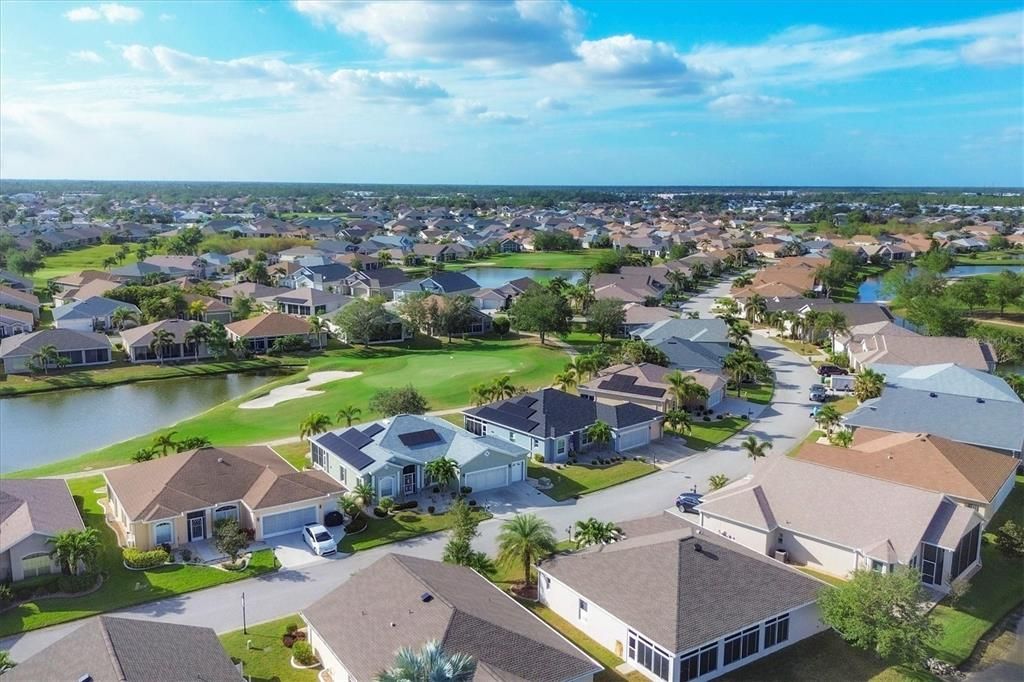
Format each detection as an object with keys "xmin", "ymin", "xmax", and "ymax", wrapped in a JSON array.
[
  {"xmin": 509, "ymin": 460, "xmax": 525, "ymax": 483},
  {"xmin": 615, "ymin": 427, "xmax": 650, "ymax": 452},
  {"xmin": 261, "ymin": 506, "xmax": 317, "ymax": 538},
  {"xmin": 465, "ymin": 466, "xmax": 508, "ymax": 492}
]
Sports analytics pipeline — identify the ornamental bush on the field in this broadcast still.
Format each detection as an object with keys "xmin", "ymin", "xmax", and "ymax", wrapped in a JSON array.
[
  {"xmin": 292, "ymin": 640, "xmax": 317, "ymax": 666},
  {"xmin": 123, "ymin": 547, "xmax": 170, "ymax": 569}
]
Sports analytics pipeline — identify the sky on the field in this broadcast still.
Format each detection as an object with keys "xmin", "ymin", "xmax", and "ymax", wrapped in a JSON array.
[{"xmin": 1, "ymin": 0, "xmax": 1022, "ymax": 187}]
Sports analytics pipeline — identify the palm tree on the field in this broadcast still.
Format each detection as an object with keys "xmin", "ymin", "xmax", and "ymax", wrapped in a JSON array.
[
  {"xmin": 708, "ymin": 474, "xmax": 730, "ymax": 491},
  {"xmin": 802, "ymin": 310, "xmax": 825, "ymax": 343},
  {"xmin": 728, "ymin": 322, "xmax": 752, "ymax": 347},
  {"xmin": 586, "ymin": 420, "xmax": 612, "ymax": 448},
  {"xmin": 376, "ymin": 641, "xmax": 476, "ymax": 682},
  {"xmin": 351, "ymin": 480, "xmax": 376, "ymax": 509},
  {"xmin": 425, "ymin": 457, "xmax": 459, "ymax": 492},
  {"xmin": 723, "ymin": 349, "xmax": 768, "ymax": 396},
  {"xmin": 664, "ymin": 409, "xmax": 692, "ymax": 436},
  {"xmin": 132, "ymin": 446, "xmax": 158, "ymax": 463},
  {"xmin": 713, "ymin": 297, "xmax": 740, "ymax": 317},
  {"xmin": 490, "ymin": 375, "xmax": 517, "ymax": 399},
  {"xmin": 336, "ymin": 405, "xmax": 362, "ymax": 427},
  {"xmin": 568, "ymin": 281, "xmax": 595, "ymax": 314},
  {"xmin": 814, "ymin": 404, "xmax": 842, "ymax": 434},
  {"xmin": 568, "ymin": 354, "xmax": 597, "ymax": 380},
  {"xmin": 497, "ymin": 513, "xmax": 556, "ymax": 588},
  {"xmin": 829, "ymin": 429, "xmax": 854, "ymax": 447},
  {"xmin": 183, "ymin": 324, "xmax": 209, "ymax": 362},
  {"xmin": 148, "ymin": 328, "xmax": 175, "ymax": 365},
  {"xmin": 47, "ymin": 527, "xmax": 101, "ymax": 576},
  {"xmin": 471, "ymin": 382, "xmax": 494, "ymax": 406},
  {"xmin": 308, "ymin": 315, "xmax": 328, "ymax": 350},
  {"xmin": 744, "ymin": 294, "xmax": 767, "ymax": 323},
  {"xmin": 666, "ymin": 269, "xmax": 689, "ymax": 294},
  {"xmin": 665, "ymin": 370, "xmax": 709, "ymax": 409},
  {"xmin": 819, "ymin": 311, "xmax": 850, "ymax": 350},
  {"xmin": 547, "ymin": 276, "xmax": 570, "ymax": 294},
  {"xmin": 29, "ymin": 344, "xmax": 61, "ymax": 374},
  {"xmin": 111, "ymin": 307, "xmax": 138, "ymax": 331},
  {"xmin": 732, "ymin": 273, "xmax": 753, "ymax": 288},
  {"xmin": 740, "ymin": 435, "xmax": 771, "ymax": 460},
  {"xmin": 574, "ymin": 518, "xmax": 622, "ymax": 548},
  {"xmin": 377, "ymin": 251, "xmax": 393, "ymax": 267},
  {"xmin": 187, "ymin": 299, "xmax": 207, "ymax": 321},
  {"xmin": 299, "ymin": 412, "xmax": 332, "ymax": 441},
  {"xmin": 554, "ymin": 368, "xmax": 578, "ymax": 392},
  {"xmin": 853, "ymin": 368, "xmax": 885, "ymax": 402},
  {"xmin": 153, "ymin": 431, "xmax": 179, "ymax": 457}
]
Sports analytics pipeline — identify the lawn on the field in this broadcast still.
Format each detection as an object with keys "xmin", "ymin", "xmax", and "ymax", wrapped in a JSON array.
[
  {"xmin": 32, "ymin": 243, "xmax": 141, "ymax": 287},
  {"xmin": 272, "ymin": 442, "xmax": 309, "ymax": 471},
  {"xmin": 772, "ymin": 337, "xmax": 824, "ymax": 356},
  {"xmin": 12, "ymin": 335, "xmax": 568, "ymax": 477},
  {"xmin": 220, "ymin": 615, "xmax": 318, "ymax": 682},
  {"xmin": 338, "ymin": 508, "xmax": 491, "ymax": 553},
  {"xmin": 954, "ymin": 250, "xmax": 1024, "ymax": 266},
  {"xmin": 557, "ymin": 331, "xmax": 623, "ymax": 354},
  {"xmin": 682, "ymin": 416, "xmax": 751, "ymax": 451},
  {"xmin": 829, "ymin": 394, "xmax": 859, "ymax": 414},
  {"xmin": 787, "ymin": 430, "xmax": 824, "ymax": 456},
  {"xmin": 738, "ymin": 381, "xmax": 774, "ymax": 405},
  {"xmin": 0, "ymin": 357, "xmax": 302, "ymax": 397},
  {"xmin": 528, "ymin": 460, "xmax": 657, "ymax": 501},
  {"xmin": 0, "ymin": 476, "xmax": 279, "ymax": 637}
]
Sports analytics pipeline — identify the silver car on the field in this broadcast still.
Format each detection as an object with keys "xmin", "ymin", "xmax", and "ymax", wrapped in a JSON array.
[
  {"xmin": 809, "ymin": 384, "xmax": 828, "ymax": 402},
  {"xmin": 302, "ymin": 523, "xmax": 338, "ymax": 556}
]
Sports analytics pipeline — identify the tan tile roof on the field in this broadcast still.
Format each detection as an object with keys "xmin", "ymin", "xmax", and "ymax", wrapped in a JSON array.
[
  {"xmin": 0, "ymin": 306, "xmax": 34, "ymax": 324},
  {"xmin": 0, "ymin": 284, "xmax": 40, "ymax": 307},
  {"xmin": 120, "ymin": 319, "xmax": 203, "ymax": 347},
  {"xmin": 225, "ymin": 312, "xmax": 311, "ymax": 338},
  {"xmin": 851, "ymin": 334, "xmax": 995, "ymax": 371}
]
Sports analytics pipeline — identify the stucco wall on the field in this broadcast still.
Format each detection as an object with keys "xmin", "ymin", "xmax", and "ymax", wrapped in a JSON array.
[
  {"xmin": 305, "ymin": 622, "xmax": 355, "ymax": 682},
  {"xmin": 989, "ymin": 472, "xmax": 1017, "ymax": 518},
  {"xmin": 5, "ymin": 534, "xmax": 59, "ymax": 582},
  {"xmin": 775, "ymin": 529, "xmax": 859, "ymax": 579},
  {"xmin": 699, "ymin": 515, "xmax": 772, "ymax": 556},
  {"xmin": 539, "ymin": 569, "xmax": 635, "ymax": 663}
]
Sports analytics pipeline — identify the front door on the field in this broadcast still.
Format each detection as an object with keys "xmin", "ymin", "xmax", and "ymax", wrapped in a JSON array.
[
  {"xmin": 403, "ymin": 472, "xmax": 416, "ymax": 496},
  {"xmin": 188, "ymin": 514, "xmax": 206, "ymax": 541}
]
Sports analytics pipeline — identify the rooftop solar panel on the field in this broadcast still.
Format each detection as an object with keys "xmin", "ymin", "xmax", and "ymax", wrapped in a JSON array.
[
  {"xmin": 361, "ymin": 423, "xmax": 384, "ymax": 438},
  {"xmin": 339, "ymin": 428, "xmax": 373, "ymax": 449},
  {"xmin": 398, "ymin": 429, "xmax": 443, "ymax": 447},
  {"xmin": 316, "ymin": 432, "xmax": 374, "ymax": 471},
  {"xmin": 516, "ymin": 396, "xmax": 537, "ymax": 406},
  {"xmin": 475, "ymin": 406, "xmax": 538, "ymax": 434},
  {"xmin": 499, "ymin": 402, "xmax": 536, "ymax": 419},
  {"xmin": 603, "ymin": 374, "xmax": 638, "ymax": 390}
]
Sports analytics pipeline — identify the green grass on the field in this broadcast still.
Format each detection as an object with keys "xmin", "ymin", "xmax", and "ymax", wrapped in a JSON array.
[
  {"xmin": 11, "ymin": 335, "xmax": 568, "ymax": 477},
  {"xmin": 682, "ymin": 416, "xmax": 750, "ymax": 450},
  {"xmin": 220, "ymin": 615, "xmax": 318, "ymax": 682},
  {"xmin": 739, "ymin": 382, "xmax": 774, "ymax": 405},
  {"xmin": 954, "ymin": 250, "xmax": 1024, "ymax": 266},
  {"xmin": 528, "ymin": 460, "xmax": 657, "ymax": 501},
  {"xmin": 797, "ymin": 566, "xmax": 848, "ymax": 587},
  {"xmin": 788, "ymin": 430, "xmax": 825, "ymax": 456},
  {"xmin": 829, "ymin": 394, "xmax": 859, "ymax": 414},
  {"xmin": 338, "ymin": 508, "xmax": 491, "ymax": 553},
  {"xmin": 272, "ymin": 442, "xmax": 309, "ymax": 471},
  {"xmin": 0, "ymin": 476, "xmax": 279, "ymax": 637},
  {"xmin": 0, "ymin": 357, "xmax": 302, "ymax": 397},
  {"xmin": 772, "ymin": 337, "xmax": 824, "ymax": 356},
  {"xmin": 557, "ymin": 331, "xmax": 623, "ymax": 354},
  {"xmin": 32, "ymin": 243, "xmax": 141, "ymax": 287},
  {"xmin": 475, "ymin": 250, "xmax": 610, "ymax": 270}
]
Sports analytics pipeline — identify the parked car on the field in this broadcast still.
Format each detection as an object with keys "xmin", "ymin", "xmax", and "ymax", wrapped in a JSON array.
[
  {"xmin": 303, "ymin": 523, "xmax": 339, "ymax": 556},
  {"xmin": 675, "ymin": 492, "xmax": 703, "ymax": 513},
  {"xmin": 817, "ymin": 365, "xmax": 848, "ymax": 377},
  {"xmin": 809, "ymin": 384, "xmax": 828, "ymax": 401}
]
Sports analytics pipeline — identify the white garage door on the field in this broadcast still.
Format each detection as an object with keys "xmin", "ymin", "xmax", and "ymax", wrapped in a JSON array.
[
  {"xmin": 615, "ymin": 427, "xmax": 650, "ymax": 452},
  {"xmin": 261, "ymin": 506, "xmax": 317, "ymax": 538},
  {"xmin": 465, "ymin": 466, "xmax": 508, "ymax": 492},
  {"xmin": 509, "ymin": 460, "xmax": 525, "ymax": 483}
]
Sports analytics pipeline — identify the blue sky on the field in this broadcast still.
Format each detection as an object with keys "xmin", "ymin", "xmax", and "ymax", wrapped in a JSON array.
[{"xmin": 1, "ymin": 1, "xmax": 1022, "ymax": 186}]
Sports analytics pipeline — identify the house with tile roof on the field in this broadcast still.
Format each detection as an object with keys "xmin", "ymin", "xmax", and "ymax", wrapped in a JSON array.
[
  {"xmin": 225, "ymin": 312, "xmax": 326, "ymax": 352},
  {"xmin": 0, "ymin": 479, "xmax": 85, "ymax": 583},
  {"xmin": 0, "ymin": 306, "xmax": 33, "ymax": 338},
  {"xmin": 579, "ymin": 363, "xmax": 726, "ymax": 410}
]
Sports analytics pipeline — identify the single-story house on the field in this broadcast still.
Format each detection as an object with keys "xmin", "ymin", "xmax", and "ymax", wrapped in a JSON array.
[
  {"xmin": 311, "ymin": 414, "xmax": 528, "ymax": 500},
  {"xmin": 3, "ymin": 616, "xmax": 241, "ymax": 682},
  {"xmin": 120, "ymin": 319, "xmax": 212, "ymax": 363},
  {"xmin": 225, "ymin": 312, "xmax": 325, "ymax": 353},
  {"xmin": 418, "ymin": 294, "xmax": 493, "ymax": 336},
  {"xmin": 343, "ymin": 267, "xmax": 411, "ymax": 299},
  {"xmin": 182, "ymin": 293, "xmax": 233, "ymax": 324},
  {"xmin": 216, "ymin": 282, "xmax": 292, "ymax": 306},
  {"xmin": 796, "ymin": 429, "xmax": 1018, "ymax": 519},
  {"xmin": 580, "ymin": 363, "xmax": 726, "ymax": 411},
  {"xmin": 698, "ymin": 456, "xmax": 985, "ymax": 592},
  {"xmin": 0, "ymin": 479, "xmax": 85, "ymax": 583},
  {"xmin": 0, "ymin": 328, "xmax": 112, "ymax": 374},
  {"xmin": 0, "ymin": 306, "xmax": 33, "ymax": 338},
  {"xmin": 464, "ymin": 388, "xmax": 665, "ymax": 461},
  {"xmin": 622, "ymin": 303, "xmax": 676, "ymax": 336},
  {"xmin": 392, "ymin": 271, "xmax": 480, "ymax": 300},
  {"xmin": 634, "ymin": 318, "xmax": 732, "ymax": 371},
  {"xmin": 867, "ymin": 363, "xmax": 1022, "ymax": 404},
  {"xmin": 51, "ymin": 276, "xmax": 122, "ymax": 307},
  {"xmin": 143, "ymin": 255, "xmax": 209, "ymax": 279},
  {"xmin": 302, "ymin": 553, "xmax": 602, "ymax": 682},
  {"xmin": 259, "ymin": 287, "xmax": 352, "ymax": 317},
  {"xmin": 104, "ymin": 446, "xmax": 343, "ymax": 550},
  {"xmin": 846, "ymin": 334, "xmax": 996, "ymax": 373},
  {"xmin": 52, "ymin": 296, "xmax": 141, "ymax": 332},
  {"xmin": 539, "ymin": 514, "xmax": 826, "ymax": 682},
  {"xmin": 0, "ymin": 268, "xmax": 31, "ymax": 291},
  {"xmin": 0, "ymin": 284, "xmax": 41, "ymax": 320}
]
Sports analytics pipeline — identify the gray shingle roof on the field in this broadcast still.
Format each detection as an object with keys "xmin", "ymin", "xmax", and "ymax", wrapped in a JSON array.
[
  {"xmin": 636, "ymin": 318, "xmax": 729, "ymax": 344},
  {"xmin": 0, "ymin": 328, "xmax": 111, "ymax": 357},
  {"xmin": 0, "ymin": 479, "xmax": 84, "ymax": 551},
  {"xmin": 870, "ymin": 363, "xmax": 1022, "ymax": 403},
  {"xmin": 52, "ymin": 296, "xmax": 140, "ymax": 321}
]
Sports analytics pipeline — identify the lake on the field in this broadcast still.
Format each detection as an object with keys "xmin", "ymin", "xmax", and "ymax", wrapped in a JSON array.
[
  {"xmin": 0, "ymin": 373, "xmax": 271, "ymax": 473},
  {"xmin": 857, "ymin": 264, "xmax": 1024, "ymax": 302},
  {"xmin": 460, "ymin": 266, "xmax": 583, "ymax": 289}
]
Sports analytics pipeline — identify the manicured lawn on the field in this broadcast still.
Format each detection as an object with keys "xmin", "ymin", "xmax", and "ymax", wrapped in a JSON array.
[
  {"xmin": 220, "ymin": 615, "xmax": 318, "ymax": 682},
  {"xmin": 32, "ymin": 243, "xmax": 141, "ymax": 287},
  {"xmin": 272, "ymin": 442, "xmax": 309, "ymax": 471},
  {"xmin": 338, "ymin": 508, "xmax": 491, "ymax": 553},
  {"xmin": 772, "ymin": 337, "xmax": 824, "ymax": 356},
  {"xmin": 796, "ymin": 566, "xmax": 847, "ymax": 587},
  {"xmin": 479, "ymin": 250, "xmax": 611, "ymax": 270},
  {"xmin": 829, "ymin": 394, "xmax": 859, "ymax": 414},
  {"xmin": 0, "ymin": 476, "xmax": 279, "ymax": 637},
  {"xmin": 558, "ymin": 331, "xmax": 623, "ymax": 354},
  {"xmin": 0, "ymin": 357, "xmax": 301, "ymax": 397},
  {"xmin": 12, "ymin": 335, "xmax": 568, "ymax": 477},
  {"xmin": 954, "ymin": 250, "xmax": 1024, "ymax": 266},
  {"xmin": 682, "ymin": 416, "xmax": 750, "ymax": 451},
  {"xmin": 738, "ymin": 381, "xmax": 774, "ymax": 405},
  {"xmin": 528, "ymin": 461, "xmax": 657, "ymax": 501}
]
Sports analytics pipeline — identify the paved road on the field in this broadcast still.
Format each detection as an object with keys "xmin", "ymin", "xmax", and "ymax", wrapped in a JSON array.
[{"xmin": 1, "ymin": 276, "xmax": 820, "ymax": 660}]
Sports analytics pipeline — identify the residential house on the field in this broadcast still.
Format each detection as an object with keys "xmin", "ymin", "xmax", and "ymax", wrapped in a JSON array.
[
  {"xmin": 796, "ymin": 430, "xmax": 1017, "ymax": 519},
  {"xmin": 216, "ymin": 282, "xmax": 291, "ymax": 306},
  {"xmin": 539, "ymin": 513, "xmax": 825, "ymax": 682},
  {"xmin": 622, "ymin": 303, "xmax": 676, "ymax": 335},
  {"xmin": 0, "ymin": 479, "xmax": 85, "ymax": 582},
  {"xmin": 260, "ymin": 288, "xmax": 352, "ymax": 317},
  {"xmin": 120, "ymin": 319, "xmax": 212, "ymax": 363},
  {"xmin": 104, "ymin": 446, "xmax": 343, "ymax": 549},
  {"xmin": 49, "ymin": 269, "xmax": 115, "ymax": 294},
  {"xmin": 303, "ymin": 554, "xmax": 601, "ymax": 682},
  {"xmin": 0, "ymin": 307, "xmax": 33, "ymax": 337},
  {"xmin": 634, "ymin": 318, "xmax": 732, "ymax": 371},
  {"xmin": 343, "ymin": 267, "xmax": 411, "ymax": 299},
  {"xmin": 0, "ymin": 329, "xmax": 112, "ymax": 374},
  {"xmin": 417, "ymin": 294, "xmax": 493, "ymax": 336},
  {"xmin": 0, "ymin": 269, "xmax": 32, "ymax": 291},
  {"xmin": 182, "ymin": 293, "xmax": 233, "ymax": 324},
  {"xmin": 698, "ymin": 456, "xmax": 986, "ymax": 591},
  {"xmin": 464, "ymin": 388, "xmax": 664, "ymax": 461},
  {"xmin": 3, "ymin": 617, "xmax": 242, "ymax": 682},
  {"xmin": 283, "ymin": 262, "xmax": 354, "ymax": 292},
  {"xmin": 846, "ymin": 334, "xmax": 997, "ymax": 372},
  {"xmin": 392, "ymin": 271, "xmax": 480, "ymax": 300},
  {"xmin": 580, "ymin": 363, "xmax": 726, "ymax": 411},
  {"xmin": 311, "ymin": 414, "xmax": 528, "ymax": 499},
  {"xmin": 591, "ymin": 273, "xmax": 665, "ymax": 304},
  {"xmin": 732, "ymin": 258, "xmax": 824, "ymax": 303},
  {"xmin": 0, "ymin": 284, "xmax": 41, "ymax": 320},
  {"xmin": 52, "ymin": 296, "xmax": 141, "ymax": 332},
  {"xmin": 225, "ymin": 312, "xmax": 326, "ymax": 353},
  {"xmin": 51, "ymin": 276, "xmax": 122, "ymax": 306},
  {"xmin": 869, "ymin": 362, "xmax": 1022, "ymax": 403}
]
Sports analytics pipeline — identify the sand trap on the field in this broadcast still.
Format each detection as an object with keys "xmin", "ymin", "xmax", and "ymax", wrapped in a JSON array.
[{"xmin": 239, "ymin": 371, "xmax": 362, "ymax": 409}]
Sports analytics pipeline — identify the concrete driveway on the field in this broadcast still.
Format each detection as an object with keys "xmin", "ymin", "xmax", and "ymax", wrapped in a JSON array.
[{"xmin": 265, "ymin": 526, "xmax": 346, "ymax": 569}]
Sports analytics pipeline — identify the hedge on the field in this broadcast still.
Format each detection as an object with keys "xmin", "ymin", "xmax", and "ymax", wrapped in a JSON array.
[{"xmin": 123, "ymin": 547, "xmax": 170, "ymax": 569}]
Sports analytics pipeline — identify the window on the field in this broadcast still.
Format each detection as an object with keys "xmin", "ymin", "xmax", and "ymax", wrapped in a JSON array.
[
  {"xmin": 557, "ymin": 439, "xmax": 566, "ymax": 455},
  {"xmin": 580, "ymin": 429, "xmax": 590, "ymax": 446},
  {"xmin": 871, "ymin": 559, "xmax": 885, "ymax": 573},
  {"xmin": 21, "ymin": 552, "xmax": 53, "ymax": 579},
  {"xmin": 380, "ymin": 477, "xmax": 394, "ymax": 498},
  {"xmin": 764, "ymin": 614, "xmax": 790, "ymax": 648},
  {"xmin": 154, "ymin": 522, "xmax": 173, "ymax": 545},
  {"xmin": 679, "ymin": 643, "xmax": 718, "ymax": 682},
  {"xmin": 950, "ymin": 524, "xmax": 981, "ymax": 581},
  {"xmin": 723, "ymin": 626, "xmax": 759, "ymax": 666},
  {"xmin": 214, "ymin": 505, "xmax": 238, "ymax": 523},
  {"xmin": 311, "ymin": 445, "xmax": 325, "ymax": 468},
  {"xmin": 627, "ymin": 631, "xmax": 670, "ymax": 681},
  {"xmin": 578, "ymin": 599, "xmax": 588, "ymax": 623}
]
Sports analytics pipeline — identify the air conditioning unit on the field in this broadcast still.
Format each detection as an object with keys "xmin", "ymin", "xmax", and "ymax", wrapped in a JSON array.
[{"xmin": 774, "ymin": 550, "xmax": 789, "ymax": 563}]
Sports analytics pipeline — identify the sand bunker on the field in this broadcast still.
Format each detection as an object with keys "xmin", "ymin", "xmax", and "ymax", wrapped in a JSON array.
[{"xmin": 239, "ymin": 371, "xmax": 362, "ymax": 409}]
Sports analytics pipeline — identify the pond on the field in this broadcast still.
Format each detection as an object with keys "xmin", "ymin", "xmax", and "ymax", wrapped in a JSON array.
[
  {"xmin": 857, "ymin": 264, "xmax": 1024, "ymax": 302},
  {"xmin": 0, "ymin": 372, "xmax": 272, "ymax": 473},
  {"xmin": 460, "ymin": 266, "xmax": 583, "ymax": 289}
]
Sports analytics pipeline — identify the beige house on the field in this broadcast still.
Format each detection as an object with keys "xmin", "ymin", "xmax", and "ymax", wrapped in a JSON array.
[
  {"xmin": 104, "ymin": 446, "xmax": 343, "ymax": 550},
  {"xmin": 0, "ymin": 284, "xmax": 40, "ymax": 320},
  {"xmin": 0, "ymin": 479, "xmax": 85, "ymax": 582},
  {"xmin": 225, "ymin": 312, "xmax": 324, "ymax": 353},
  {"xmin": 579, "ymin": 363, "xmax": 727, "ymax": 411},
  {"xmin": 120, "ymin": 319, "xmax": 211, "ymax": 363}
]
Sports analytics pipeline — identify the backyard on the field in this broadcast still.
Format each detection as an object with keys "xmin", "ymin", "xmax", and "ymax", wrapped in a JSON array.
[
  {"xmin": 220, "ymin": 615, "xmax": 318, "ymax": 682},
  {"xmin": 0, "ymin": 475, "xmax": 279, "ymax": 637},
  {"xmin": 528, "ymin": 460, "xmax": 657, "ymax": 501}
]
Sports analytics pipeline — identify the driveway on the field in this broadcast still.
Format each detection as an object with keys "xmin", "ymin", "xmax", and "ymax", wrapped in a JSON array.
[{"xmin": 264, "ymin": 526, "xmax": 346, "ymax": 569}]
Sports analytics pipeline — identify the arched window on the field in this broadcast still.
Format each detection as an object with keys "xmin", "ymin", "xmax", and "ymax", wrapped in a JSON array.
[
  {"xmin": 154, "ymin": 521, "xmax": 173, "ymax": 545},
  {"xmin": 214, "ymin": 505, "xmax": 239, "ymax": 524}
]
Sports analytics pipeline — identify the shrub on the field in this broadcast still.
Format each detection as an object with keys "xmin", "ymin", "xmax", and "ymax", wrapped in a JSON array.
[
  {"xmin": 0, "ymin": 583, "xmax": 13, "ymax": 604},
  {"xmin": 394, "ymin": 500, "xmax": 418, "ymax": 512},
  {"xmin": 703, "ymin": 416, "xmax": 711, "ymax": 422},
  {"xmin": 372, "ymin": 507, "xmax": 388, "ymax": 518},
  {"xmin": 123, "ymin": 547, "xmax": 170, "ymax": 569},
  {"xmin": 282, "ymin": 634, "xmax": 296, "ymax": 648},
  {"xmin": 427, "ymin": 505, "xmax": 436, "ymax": 514},
  {"xmin": 996, "ymin": 520, "xmax": 1024, "ymax": 557},
  {"xmin": 12, "ymin": 575, "xmax": 60, "ymax": 600},
  {"xmin": 292, "ymin": 640, "xmax": 317, "ymax": 666},
  {"xmin": 468, "ymin": 500, "xmax": 477, "ymax": 507},
  {"xmin": 180, "ymin": 548, "xmax": 192, "ymax": 563},
  {"xmin": 285, "ymin": 623, "xmax": 299, "ymax": 635},
  {"xmin": 378, "ymin": 497, "xmax": 396, "ymax": 515},
  {"xmin": 533, "ymin": 453, "xmax": 545, "ymax": 463},
  {"xmin": 57, "ymin": 573, "xmax": 96, "ymax": 594}
]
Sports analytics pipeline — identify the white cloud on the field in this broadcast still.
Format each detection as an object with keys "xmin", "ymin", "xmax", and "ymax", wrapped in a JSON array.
[
  {"xmin": 293, "ymin": 0, "xmax": 581, "ymax": 67},
  {"xmin": 536, "ymin": 96, "xmax": 570, "ymax": 110},
  {"xmin": 961, "ymin": 35, "xmax": 1024, "ymax": 65},
  {"xmin": 69, "ymin": 50, "xmax": 105, "ymax": 64},
  {"xmin": 708, "ymin": 93, "xmax": 794, "ymax": 118},
  {"xmin": 453, "ymin": 99, "xmax": 526, "ymax": 124},
  {"xmin": 159, "ymin": 13, "xmax": 175, "ymax": 22},
  {"xmin": 65, "ymin": 3, "xmax": 143, "ymax": 23},
  {"xmin": 120, "ymin": 44, "xmax": 449, "ymax": 102}
]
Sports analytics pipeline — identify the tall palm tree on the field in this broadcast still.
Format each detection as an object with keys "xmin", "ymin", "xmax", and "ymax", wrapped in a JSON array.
[
  {"xmin": 153, "ymin": 431, "xmax": 179, "ymax": 457},
  {"xmin": 336, "ymin": 405, "xmax": 362, "ymax": 427},
  {"xmin": 377, "ymin": 251, "xmax": 393, "ymax": 267},
  {"xmin": 708, "ymin": 474, "xmax": 730, "ymax": 491},
  {"xmin": 308, "ymin": 315, "xmax": 328, "ymax": 350},
  {"xmin": 666, "ymin": 270, "xmax": 689, "ymax": 294},
  {"xmin": 727, "ymin": 322, "xmax": 752, "ymax": 347},
  {"xmin": 732, "ymin": 273, "xmax": 754, "ymax": 288},
  {"xmin": 490, "ymin": 375, "xmax": 517, "ymax": 399},
  {"xmin": 187, "ymin": 299, "xmax": 207, "ymax": 321},
  {"xmin": 814, "ymin": 404, "xmax": 842, "ymax": 434},
  {"xmin": 665, "ymin": 370, "xmax": 709, "ymax": 409},
  {"xmin": 148, "ymin": 329, "xmax": 176, "ymax": 365},
  {"xmin": 664, "ymin": 409, "xmax": 692, "ymax": 436},
  {"xmin": 183, "ymin": 324, "xmax": 209, "ymax": 362},
  {"xmin": 819, "ymin": 311, "xmax": 850, "ymax": 350},
  {"xmin": 111, "ymin": 307, "xmax": 139, "ymax": 331},
  {"xmin": 29, "ymin": 344, "xmax": 61, "ymax": 374},
  {"xmin": 47, "ymin": 528, "xmax": 102, "ymax": 576},
  {"xmin": 740, "ymin": 435, "xmax": 771, "ymax": 460},
  {"xmin": 853, "ymin": 368, "xmax": 885, "ymax": 402},
  {"xmin": 376, "ymin": 641, "xmax": 476, "ymax": 682},
  {"xmin": 744, "ymin": 294, "xmax": 767, "ymax": 323},
  {"xmin": 574, "ymin": 518, "xmax": 622, "ymax": 548},
  {"xmin": 497, "ymin": 513, "xmax": 556, "ymax": 588},
  {"xmin": 425, "ymin": 457, "xmax": 459, "ymax": 492},
  {"xmin": 568, "ymin": 354, "xmax": 597, "ymax": 380},
  {"xmin": 299, "ymin": 412, "xmax": 332, "ymax": 441},
  {"xmin": 802, "ymin": 310, "xmax": 825, "ymax": 343},
  {"xmin": 470, "ymin": 382, "xmax": 494, "ymax": 406},
  {"xmin": 554, "ymin": 368, "xmax": 578, "ymax": 392}
]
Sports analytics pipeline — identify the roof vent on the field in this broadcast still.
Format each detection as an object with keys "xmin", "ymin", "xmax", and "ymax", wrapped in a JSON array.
[
  {"xmin": 976, "ymin": 398, "xmax": 985, "ymax": 404},
  {"xmin": 78, "ymin": 676, "xmax": 93, "ymax": 682},
  {"xmin": 217, "ymin": 457, "xmax": 225, "ymax": 464},
  {"xmin": 694, "ymin": 543, "xmax": 702, "ymax": 553},
  {"xmin": 421, "ymin": 592, "xmax": 433, "ymax": 603},
  {"xmin": 929, "ymin": 392, "xmax": 937, "ymax": 398}
]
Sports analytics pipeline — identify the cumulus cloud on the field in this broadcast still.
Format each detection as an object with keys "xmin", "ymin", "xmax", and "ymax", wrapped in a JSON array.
[
  {"xmin": 69, "ymin": 50, "xmax": 105, "ymax": 64},
  {"xmin": 453, "ymin": 99, "xmax": 527, "ymax": 124},
  {"xmin": 293, "ymin": 0, "xmax": 581, "ymax": 67},
  {"xmin": 708, "ymin": 93, "xmax": 794, "ymax": 118},
  {"xmin": 120, "ymin": 45, "xmax": 449, "ymax": 102},
  {"xmin": 961, "ymin": 35, "xmax": 1024, "ymax": 65},
  {"xmin": 65, "ymin": 3, "xmax": 142, "ymax": 23},
  {"xmin": 536, "ymin": 96, "xmax": 570, "ymax": 110}
]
